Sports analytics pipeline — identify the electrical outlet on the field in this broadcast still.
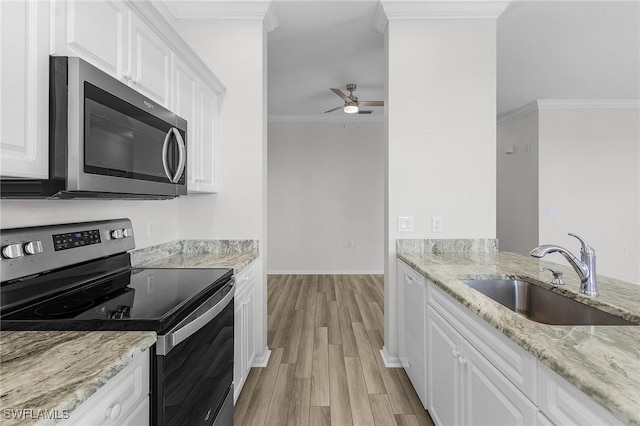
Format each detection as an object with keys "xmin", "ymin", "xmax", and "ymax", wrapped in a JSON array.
[
  {"xmin": 347, "ymin": 240, "xmax": 354, "ymax": 248},
  {"xmin": 147, "ymin": 221, "xmax": 156, "ymax": 238},
  {"xmin": 432, "ymin": 216, "xmax": 443, "ymax": 233},
  {"xmin": 622, "ymin": 246, "xmax": 629, "ymax": 255}
]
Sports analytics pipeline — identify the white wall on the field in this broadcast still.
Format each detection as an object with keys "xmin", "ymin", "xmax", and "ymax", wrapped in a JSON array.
[
  {"xmin": 497, "ymin": 109, "xmax": 539, "ymax": 254},
  {"xmin": 538, "ymin": 105, "xmax": 640, "ymax": 284},
  {"xmin": 0, "ymin": 199, "xmax": 179, "ymax": 248},
  {"xmin": 267, "ymin": 121, "xmax": 385, "ymax": 274},
  {"xmin": 384, "ymin": 18, "xmax": 498, "ymax": 362}
]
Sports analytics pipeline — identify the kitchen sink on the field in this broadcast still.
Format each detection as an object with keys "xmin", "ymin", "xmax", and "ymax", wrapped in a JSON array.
[{"xmin": 460, "ymin": 278, "xmax": 635, "ymax": 326}]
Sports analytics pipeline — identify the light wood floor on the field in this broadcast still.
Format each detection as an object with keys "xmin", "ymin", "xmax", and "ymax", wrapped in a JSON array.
[{"xmin": 234, "ymin": 274, "xmax": 435, "ymax": 426}]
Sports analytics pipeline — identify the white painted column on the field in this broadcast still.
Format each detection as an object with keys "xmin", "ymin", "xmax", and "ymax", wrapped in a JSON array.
[{"xmin": 378, "ymin": 1, "xmax": 506, "ymax": 365}]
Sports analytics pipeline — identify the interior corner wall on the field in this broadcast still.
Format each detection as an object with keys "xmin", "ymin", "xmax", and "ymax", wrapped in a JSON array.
[
  {"xmin": 384, "ymin": 18, "xmax": 498, "ymax": 361},
  {"xmin": 170, "ymin": 20, "xmax": 266, "ymax": 242},
  {"xmin": 538, "ymin": 107, "xmax": 640, "ymax": 284},
  {"xmin": 497, "ymin": 110, "xmax": 539, "ymax": 255},
  {"xmin": 267, "ymin": 121, "xmax": 385, "ymax": 274}
]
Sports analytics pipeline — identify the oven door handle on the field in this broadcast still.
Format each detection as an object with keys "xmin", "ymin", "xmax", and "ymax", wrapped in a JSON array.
[{"xmin": 156, "ymin": 278, "xmax": 235, "ymax": 356}]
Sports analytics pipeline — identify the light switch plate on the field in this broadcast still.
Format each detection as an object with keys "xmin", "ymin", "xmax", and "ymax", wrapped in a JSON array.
[{"xmin": 398, "ymin": 217, "xmax": 414, "ymax": 232}]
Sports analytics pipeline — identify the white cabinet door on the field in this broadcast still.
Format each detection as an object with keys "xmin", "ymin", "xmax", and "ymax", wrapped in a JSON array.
[
  {"xmin": 234, "ymin": 286, "xmax": 246, "ymax": 403},
  {"xmin": 60, "ymin": 350, "xmax": 150, "ymax": 425},
  {"xmin": 233, "ymin": 261, "xmax": 257, "ymax": 403},
  {"xmin": 193, "ymin": 82, "xmax": 218, "ymax": 193},
  {"xmin": 427, "ymin": 306, "xmax": 463, "ymax": 426},
  {"xmin": 244, "ymin": 282, "xmax": 256, "ymax": 370},
  {"xmin": 0, "ymin": 1, "xmax": 49, "ymax": 178},
  {"xmin": 173, "ymin": 56, "xmax": 199, "ymax": 187},
  {"xmin": 462, "ymin": 340, "xmax": 537, "ymax": 426},
  {"xmin": 128, "ymin": 12, "xmax": 172, "ymax": 107},
  {"xmin": 52, "ymin": 0, "xmax": 128, "ymax": 78},
  {"xmin": 537, "ymin": 362, "xmax": 625, "ymax": 426},
  {"xmin": 400, "ymin": 261, "xmax": 427, "ymax": 407}
]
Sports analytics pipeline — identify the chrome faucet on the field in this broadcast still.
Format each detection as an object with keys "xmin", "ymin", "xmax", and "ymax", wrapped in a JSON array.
[{"xmin": 529, "ymin": 233, "xmax": 598, "ymax": 297}]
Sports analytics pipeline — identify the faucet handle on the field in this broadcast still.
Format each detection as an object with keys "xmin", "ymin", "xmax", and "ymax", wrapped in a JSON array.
[
  {"xmin": 541, "ymin": 267, "xmax": 564, "ymax": 285},
  {"xmin": 568, "ymin": 233, "xmax": 595, "ymax": 255}
]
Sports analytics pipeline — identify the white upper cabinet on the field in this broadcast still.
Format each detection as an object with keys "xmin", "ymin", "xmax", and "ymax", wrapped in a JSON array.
[
  {"xmin": 53, "ymin": 0, "xmax": 172, "ymax": 107},
  {"xmin": 193, "ymin": 82, "xmax": 218, "ymax": 193},
  {"xmin": 173, "ymin": 55, "xmax": 219, "ymax": 193},
  {"xmin": 0, "ymin": 1, "xmax": 50, "ymax": 178},
  {"xmin": 5, "ymin": 0, "xmax": 225, "ymax": 184},
  {"xmin": 52, "ymin": 0, "xmax": 128, "ymax": 78},
  {"xmin": 128, "ymin": 12, "xmax": 172, "ymax": 106}
]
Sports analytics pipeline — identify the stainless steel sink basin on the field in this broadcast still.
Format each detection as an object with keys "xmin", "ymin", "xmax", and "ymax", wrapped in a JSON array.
[{"xmin": 460, "ymin": 279, "xmax": 634, "ymax": 326}]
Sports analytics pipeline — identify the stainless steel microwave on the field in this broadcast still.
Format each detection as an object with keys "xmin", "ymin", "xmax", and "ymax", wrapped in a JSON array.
[{"xmin": 1, "ymin": 56, "xmax": 187, "ymax": 199}]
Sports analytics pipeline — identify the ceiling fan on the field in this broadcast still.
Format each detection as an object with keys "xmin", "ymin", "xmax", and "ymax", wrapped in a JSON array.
[{"xmin": 324, "ymin": 83, "xmax": 384, "ymax": 114}]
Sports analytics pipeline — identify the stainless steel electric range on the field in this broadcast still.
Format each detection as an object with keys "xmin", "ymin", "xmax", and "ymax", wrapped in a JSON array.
[{"xmin": 0, "ymin": 219, "xmax": 234, "ymax": 426}]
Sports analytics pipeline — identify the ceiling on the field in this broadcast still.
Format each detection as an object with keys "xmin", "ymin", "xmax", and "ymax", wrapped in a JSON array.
[{"xmin": 267, "ymin": 0, "xmax": 640, "ymax": 118}]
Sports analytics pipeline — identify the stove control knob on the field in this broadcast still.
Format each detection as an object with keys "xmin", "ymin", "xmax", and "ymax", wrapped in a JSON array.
[
  {"xmin": 2, "ymin": 243, "xmax": 24, "ymax": 259},
  {"xmin": 123, "ymin": 228, "xmax": 134, "ymax": 238},
  {"xmin": 111, "ymin": 229, "xmax": 124, "ymax": 239},
  {"xmin": 24, "ymin": 240, "xmax": 44, "ymax": 255}
]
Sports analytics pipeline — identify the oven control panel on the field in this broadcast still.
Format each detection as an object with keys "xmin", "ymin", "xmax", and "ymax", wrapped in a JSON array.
[
  {"xmin": 1, "ymin": 219, "xmax": 135, "ymax": 283},
  {"xmin": 53, "ymin": 229, "xmax": 102, "ymax": 251}
]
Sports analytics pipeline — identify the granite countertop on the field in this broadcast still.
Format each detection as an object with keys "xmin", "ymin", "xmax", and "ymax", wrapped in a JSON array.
[
  {"xmin": 131, "ymin": 239, "xmax": 259, "ymax": 273},
  {"xmin": 397, "ymin": 250, "xmax": 640, "ymax": 426},
  {"xmin": 0, "ymin": 331, "xmax": 156, "ymax": 426}
]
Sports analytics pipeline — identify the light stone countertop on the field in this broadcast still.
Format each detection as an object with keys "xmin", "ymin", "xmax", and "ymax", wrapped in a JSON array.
[
  {"xmin": 134, "ymin": 251, "xmax": 258, "ymax": 273},
  {"xmin": 0, "ymin": 331, "xmax": 156, "ymax": 426},
  {"xmin": 397, "ymin": 250, "xmax": 640, "ymax": 426},
  {"xmin": 130, "ymin": 239, "xmax": 259, "ymax": 273}
]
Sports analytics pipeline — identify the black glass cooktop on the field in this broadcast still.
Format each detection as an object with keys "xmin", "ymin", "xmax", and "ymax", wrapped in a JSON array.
[{"xmin": 1, "ymin": 262, "xmax": 232, "ymax": 333}]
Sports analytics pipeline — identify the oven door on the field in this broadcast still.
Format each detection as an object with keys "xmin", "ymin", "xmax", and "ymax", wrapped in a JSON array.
[{"xmin": 154, "ymin": 279, "xmax": 234, "ymax": 425}]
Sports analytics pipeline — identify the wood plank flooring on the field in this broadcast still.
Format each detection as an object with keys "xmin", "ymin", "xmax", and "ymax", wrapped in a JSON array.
[{"xmin": 234, "ymin": 274, "xmax": 435, "ymax": 426}]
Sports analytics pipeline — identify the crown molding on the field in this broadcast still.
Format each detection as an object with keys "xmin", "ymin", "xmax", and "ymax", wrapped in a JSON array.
[
  {"xmin": 498, "ymin": 99, "xmax": 640, "ymax": 125},
  {"xmin": 536, "ymin": 99, "xmax": 640, "ymax": 110},
  {"xmin": 497, "ymin": 101, "xmax": 538, "ymax": 125},
  {"xmin": 268, "ymin": 114, "xmax": 385, "ymax": 123},
  {"xmin": 162, "ymin": 0, "xmax": 278, "ymax": 32},
  {"xmin": 374, "ymin": 1, "xmax": 510, "ymax": 31}
]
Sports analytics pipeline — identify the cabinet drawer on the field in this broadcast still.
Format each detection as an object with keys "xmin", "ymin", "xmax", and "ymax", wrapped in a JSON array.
[
  {"xmin": 537, "ymin": 362, "xmax": 624, "ymax": 426},
  {"xmin": 61, "ymin": 350, "xmax": 150, "ymax": 425},
  {"xmin": 428, "ymin": 282, "xmax": 537, "ymax": 401}
]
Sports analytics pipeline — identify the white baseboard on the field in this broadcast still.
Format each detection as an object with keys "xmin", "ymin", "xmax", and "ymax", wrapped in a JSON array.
[
  {"xmin": 380, "ymin": 346, "xmax": 402, "ymax": 368},
  {"xmin": 267, "ymin": 270, "xmax": 384, "ymax": 275},
  {"xmin": 253, "ymin": 346, "xmax": 271, "ymax": 367}
]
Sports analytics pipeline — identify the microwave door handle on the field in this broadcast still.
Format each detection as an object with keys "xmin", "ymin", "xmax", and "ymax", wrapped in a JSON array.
[
  {"xmin": 171, "ymin": 128, "xmax": 186, "ymax": 183},
  {"xmin": 161, "ymin": 129, "xmax": 173, "ymax": 181},
  {"xmin": 156, "ymin": 278, "xmax": 235, "ymax": 356}
]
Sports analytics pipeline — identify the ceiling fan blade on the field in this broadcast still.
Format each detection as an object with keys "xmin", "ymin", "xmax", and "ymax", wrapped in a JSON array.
[
  {"xmin": 324, "ymin": 105, "xmax": 344, "ymax": 113},
  {"xmin": 331, "ymin": 88, "xmax": 351, "ymax": 102},
  {"xmin": 358, "ymin": 101, "xmax": 384, "ymax": 107}
]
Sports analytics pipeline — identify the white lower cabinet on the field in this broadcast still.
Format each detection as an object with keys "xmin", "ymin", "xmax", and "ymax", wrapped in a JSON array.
[
  {"xmin": 399, "ymin": 259, "xmax": 625, "ymax": 426},
  {"xmin": 60, "ymin": 349, "xmax": 150, "ymax": 425},
  {"xmin": 427, "ymin": 305, "xmax": 537, "ymax": 426},
  {"xmin": 398, "ymin": 260, "xmax": 427, "ymax": 406},
  {"xmin": 537, "ymin": 362, "xmax": 624, "ymax": 426},
  {"xmin": 234, "ymin": 260, "xmax": 257, "ymax": 403}
]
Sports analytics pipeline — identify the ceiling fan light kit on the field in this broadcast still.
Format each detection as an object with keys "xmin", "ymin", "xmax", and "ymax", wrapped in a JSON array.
[{"xmin": 324, "ymin": 83, "xmax": 384, "ymax": 114}]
